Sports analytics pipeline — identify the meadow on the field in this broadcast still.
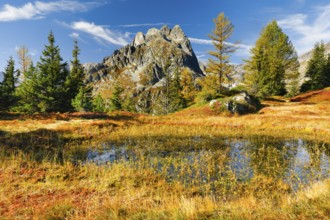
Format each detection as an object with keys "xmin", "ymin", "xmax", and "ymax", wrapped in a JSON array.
[{"xmin": 0, "ymin": 88, "xmax": 330, "ymax": 219}]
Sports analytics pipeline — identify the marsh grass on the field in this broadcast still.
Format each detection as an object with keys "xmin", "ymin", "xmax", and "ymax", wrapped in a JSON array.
[
  {"xmin": 0, "ymin": 89, "xmax": 330, "ymax": 219},
  {"xmin": 0, "ymin": 148, "xmax": 329, "ymax": 219}
]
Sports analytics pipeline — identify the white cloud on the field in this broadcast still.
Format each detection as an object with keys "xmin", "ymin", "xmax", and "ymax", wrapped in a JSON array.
[
  {"xmin": 118, "ymin": 23, "xmax": 170, "ymax": 28},
  {"xmin": 70, "ymin": 21, "xmax": 130, "ymax": 46},
  {"xmin": 189, "ymin": 37, "xmax": 251, "ymax": 56},
  {"xmin": 189, "ymin": 38, "xmax": 213, "ymax": 45},
  {"xmin": 0, "ymin": 1, "xmax": 100, "ymax": 22},
  {"xmin": 69, "ymin": 32, "xmax": 80, "ymax": 39},
  {"xmin": 278, "ymin": 3, "xmax": 330, "ymax": 54}
]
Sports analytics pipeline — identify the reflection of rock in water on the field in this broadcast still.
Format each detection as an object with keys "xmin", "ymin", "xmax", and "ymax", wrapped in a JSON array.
[{"xmin": 87, "ymin": 147, "xmax": 130, "ymax": 165}]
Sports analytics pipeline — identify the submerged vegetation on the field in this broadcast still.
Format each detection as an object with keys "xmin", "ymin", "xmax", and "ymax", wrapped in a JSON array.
[{"xmin": 0, "ymin": 88, "xmax": 330, "ymax": 219}]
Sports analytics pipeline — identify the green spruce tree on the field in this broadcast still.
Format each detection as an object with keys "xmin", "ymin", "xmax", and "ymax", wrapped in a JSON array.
[
  {"xmin": 14, "ymin": 63, "xmax": 39, "ymax": 113},
  {"xmin": 0, "ymin": 57, "xmax": 19, "ymax": 111},
  {"xmin": 71, "ymin": 85, "xmax": 92, "ymax": 112},
  {"xmin": 34, "ymin": 31, "xmax": 70, "ymax": 112},
  {"xmin": 92, "ymin": 93, "xmax": 106, "ymax": 112},
  {"xmin": 67, "ymin": 40, "xmax": 85, "ymax": 110},
  {"xmin": 244, "ymin": 20, "xmax": 299, "ymax": 97},
  {"xmin": 301, "ymin": 42, "xmax": 329, "ymax": 92},
  {"xmin": 326, "ymin": 54, "xmax": 330, "ymax": 87},
  {"xmin": 109, "ymin": 85, "xmax": 123, "ymax": 111},
  {"xmin": 169, "ymin": 69, "xmax": 186, "ymax": 112}
]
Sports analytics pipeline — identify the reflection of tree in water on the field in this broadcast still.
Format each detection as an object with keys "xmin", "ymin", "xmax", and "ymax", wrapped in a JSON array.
[
  {"xmin": 290, "ymin": 141, "xmax": 330, "ymax": 186},
  {"xmin": 247, "ymin": 138, "xmax": 298, "ymax": 180}
]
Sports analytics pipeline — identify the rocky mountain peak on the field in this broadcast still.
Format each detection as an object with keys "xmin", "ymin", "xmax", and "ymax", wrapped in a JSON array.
[
  {"xmin": 85, "ymin": 25, "xmax": 202, "ymax": 82},
  {"xmin": 160, "ymin": 25, "xmax": 171, "ymax": 36},
  {"xmin": 133, "ymin": 32, "xmax": 145, "ymax": 47},
  {"xmin": 83, "ymin": 25, "xmax": 204, "ymax": 114},
  {"xmin": 169, "ymin": 25, "xmax": 186, "ymax": 42},
  {"xmin": 135, "ymin": 25, "xmax": 189, "ymax": 50}
]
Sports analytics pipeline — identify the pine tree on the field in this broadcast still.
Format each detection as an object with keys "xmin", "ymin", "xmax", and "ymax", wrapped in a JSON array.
[
  {"xmin": 301, "ymin": 42, "xmax": 329, "ymax": 92},
  {"xmin": 244, "ymin": 20, "xmax": 299, "ymax": 97},
  {"xmin": 92, "ymin": 93, "xmax": 106, "ymax": 112},
  {"xmin": 0, "ymin": 57, "xmax": 19, "ymax": 111},
  {"xmin": 180, "ymin": 68, "xmax": 196, "ymax": 104},
  {"xmin": 169, "ymin": 69, "xmax": 186, "ymax": 112},
  {"xmin": 109, "ymin": 85, "xmax": 123, "ymax": 111},
  {"xmin": 71, "ymin": 86, "xmax": 92, "ymax": 112},
  {"xmin": 14, "ymin": 63, "xmax": 39, "ymax": 113},
  {"xmin": 326, "ymin": 54, "xmax": 330, "ymax": 87},
  {"xmin": 207, "ymin": 13, "xmax": 237, "ymax": 94},
  {"xmin": 67, "ymin": 40, "xmax": 85, "ymax": 110},
  {"xmin": 196, "ymin": 74, "xmax": 220, "ymax": 102},
  {"xmin": 34, "ymin": 31, "xmax": 70, "ymax": 112}
]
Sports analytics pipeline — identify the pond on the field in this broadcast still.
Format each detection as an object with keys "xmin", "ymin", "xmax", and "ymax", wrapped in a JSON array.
[{"xmin": 82, "ymin": 137, "xmax": 330, "ymax": 194}]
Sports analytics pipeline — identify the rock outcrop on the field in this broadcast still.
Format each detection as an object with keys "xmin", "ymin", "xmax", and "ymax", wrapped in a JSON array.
[
  {"xmin": 209, "ymin": 91, "xmax": 260, "ymax": 115},
  {"xmin": 226, "ymin": 91, "xmax": 260, "ymax": 114}
]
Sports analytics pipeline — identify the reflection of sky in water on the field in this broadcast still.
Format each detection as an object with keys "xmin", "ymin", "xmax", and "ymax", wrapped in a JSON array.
[
  {"xmin": 85, "ymin": 138, "xmax": 329, "ymax": 189},
  {"xmin": 285, "ymin": 140, "xmax": 330, "ymax": 190},
  {"xmin": 229, "ymin": 141, "xmax": 254, "ymax": 181}
]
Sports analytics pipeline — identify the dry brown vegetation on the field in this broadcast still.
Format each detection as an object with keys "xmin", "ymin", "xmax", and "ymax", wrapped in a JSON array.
[{"xmin": 0, "ymin": 88, "xmax": 330, "ymax": 219}]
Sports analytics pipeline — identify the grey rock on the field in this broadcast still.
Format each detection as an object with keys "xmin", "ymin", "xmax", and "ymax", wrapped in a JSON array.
[
  {"xmin": 133, "ymin": 32, "xmax": 145, "ymax": 47},
  {"xmin": 226, "ymin": 91, "xmax": 260, "ymax": 114},
  {"xmin": 209, "ymin": 99, "xmax": 220, "ymax": 108}
]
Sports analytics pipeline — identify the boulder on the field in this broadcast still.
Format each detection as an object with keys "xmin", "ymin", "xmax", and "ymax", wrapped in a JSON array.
[{"xmin": 226, "ymin": 91, "xmax": 260, "ymax": 114}]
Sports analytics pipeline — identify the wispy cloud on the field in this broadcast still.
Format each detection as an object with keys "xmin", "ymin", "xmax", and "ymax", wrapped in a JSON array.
[
  {"xmin": 69, "ymin": 21, "xmax": 130, "ymax": 46},
  {"xmin": 69, "ymin": 32, "xmax": 80, "ymax": 39},
  {"xmin": 189, "ymin": 38, "xmax": 213, "ymax": 45},
  {"xmin": 0, "ymin": 0, "xmax": 102, "ymax": 22},
  {"xmin": 118, "ymin": 23, "xmax": 170, "ymax": 28},
  {"xmin": 278, "ymin": 3, "xmax": 330, "ymax": 54},
  {"xmin": 189, "ymin": 37, "xmax": 252, "ymax": 56}
]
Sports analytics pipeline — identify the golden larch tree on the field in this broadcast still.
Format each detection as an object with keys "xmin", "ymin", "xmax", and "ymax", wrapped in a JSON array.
[{"xmin": 207, "ymin": 13, "xmax": 237, "ymax": 94}]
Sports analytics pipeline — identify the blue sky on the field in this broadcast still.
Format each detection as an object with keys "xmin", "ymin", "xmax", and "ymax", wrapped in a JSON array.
[{"xmin": 1, "ymin": 0, "xmax": 330, "ymax": 74}]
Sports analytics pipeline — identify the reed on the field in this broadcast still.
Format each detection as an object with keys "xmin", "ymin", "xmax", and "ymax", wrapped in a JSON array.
[{"xmin": 0, "ymin": 88, "xmax": 329, "ymax": 219}]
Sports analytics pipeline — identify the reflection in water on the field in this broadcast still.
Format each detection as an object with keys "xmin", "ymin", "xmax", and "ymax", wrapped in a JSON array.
[{"xmin": 85, "ymin": 137, "xmax": 330, "ymax": 192}]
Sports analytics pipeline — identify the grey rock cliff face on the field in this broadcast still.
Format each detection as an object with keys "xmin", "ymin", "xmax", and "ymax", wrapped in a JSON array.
[{"xmin": 84, "ymin": 25, "xmax": 204, "ymax": 85}]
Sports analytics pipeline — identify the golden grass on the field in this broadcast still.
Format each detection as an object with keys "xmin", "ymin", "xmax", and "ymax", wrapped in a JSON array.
[
  {"xmin": 0, "ymin": 89, "xmax": 329, "ymax": 219},
  {"xmin": 0, "ymin": 155, "xmax": 329, "ymax": 219}
]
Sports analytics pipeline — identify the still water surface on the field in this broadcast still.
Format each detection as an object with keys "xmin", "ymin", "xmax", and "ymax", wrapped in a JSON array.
[{"xmin": 85, "ymin": 137, "xmax": 330, "ymax": 191}]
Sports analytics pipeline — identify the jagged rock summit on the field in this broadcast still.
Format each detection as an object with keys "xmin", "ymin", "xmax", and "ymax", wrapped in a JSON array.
[{"xmin": 84, "ymin": 25, "xmax": 204, "ymax": 85}]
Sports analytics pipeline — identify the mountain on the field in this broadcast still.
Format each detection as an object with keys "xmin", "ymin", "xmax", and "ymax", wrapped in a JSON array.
[
  {"xmin": 84, "ymin": 25, "xmax": 203, "ymax": 83},
  {"xmin": 84, "ymin": 25, "xmax": 204, "ymax": 114},
  {"xmin": 298, "ymin": 42, "xmax": 330, "ymax": 76}
]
